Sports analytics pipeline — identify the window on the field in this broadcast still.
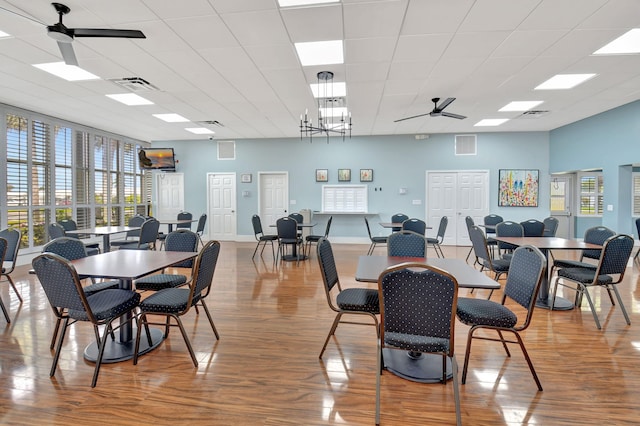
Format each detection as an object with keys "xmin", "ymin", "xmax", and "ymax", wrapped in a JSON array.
[
  {"xmin": 1, "ymin": 106, "xmax": 150, "ymax": 253},
  {"xmin": 633, "ymin": 173, "xmax": 640, "ymax": 216},
  {"xmin": 577, "ymin": 172, "xmax": 603, "ymax": 216}
]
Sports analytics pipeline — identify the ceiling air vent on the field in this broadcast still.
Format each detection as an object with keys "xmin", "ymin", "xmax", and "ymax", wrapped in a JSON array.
[
  {"xmin": 196, "ymin": 120, "xmax": 224, "ymax": 127},
  {"xmin": 455, "ymin": 134, "xmax": 476, "ymax": 156},
  {"xmin": 518, "ymin": 110, "xmax": 549, "ymax": 119},
  {"xmin": 108, "ymin": 77, "xmax": 159, "ymax": 92}
]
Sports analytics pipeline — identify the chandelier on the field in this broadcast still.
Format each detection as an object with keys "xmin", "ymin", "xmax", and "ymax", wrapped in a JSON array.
[{"xmin": 300, "ymin": 71, "xmax": 352, "ymax": 142}]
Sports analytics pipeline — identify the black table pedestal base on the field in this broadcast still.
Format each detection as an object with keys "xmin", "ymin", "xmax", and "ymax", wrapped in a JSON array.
[
  {"xmin": 383, "ymin": 348, "xmax": 452, "ymax": 383},
  {"xmin": 84, "ymin": 328, "xmax": 163, "ymax": 363},
  {"xmin": 536, "ymin": 295, "xmax": 574, "ymax": 310}
]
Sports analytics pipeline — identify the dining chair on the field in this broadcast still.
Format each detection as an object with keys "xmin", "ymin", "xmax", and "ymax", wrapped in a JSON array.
[
  {"xmin": 195, "ymin": 213, "xmax": 207, "ymax": 248},
  {"xmin": 633, "ymin": 217, "xmax": 640, "ymax": 265},
  {"xmin": 32, "ymin": 252, "xmax": 140, "ymax": 387},
  {"xmin": 317, "ymin": 238, "xmax": 379, "ymax": 358},
  {"xmin": 276, "ymin": 217, "xmax": 303, "ymax": 265},
  {"xmin": 495, "ymin": 221, "xmax": 524, "ymax": 258},
  {"xmin": 305, "ymin": 216, "xmax": 332, "ymax": 258},
  {"xmin": 426, "ymin": 216, "xmax": 448, "ymax": 258},
  {"xmin": 376, "ymin": 262, "xmax": 461, "ymax": 426},
  {"xmin": 456, "ymin": 245, "xmax": 546, "ymax": 391},
  {"xmin": 251, "ymin": 214, "xmax": 278, "ymax": 259},
  {"xmin": 110, "ymin": 214, "xmax": 146, "ymax": 249},
  {"xmin": 550, "ymin": 226, "xmax": 615, "ymax": 277},
  {"xmin": 134, "ymin": 240, "xmax": 221, "ymax": 368},
  {"xmin": 42, "ymin": 237, "xmax": 120, "ymax": 348},
  {"xmin": 552, "ymin": 234, "xmax": 634, "ymax": 329},
  {"xmin": 401, "ymin": 218, "xmax": 426, "ymax": 235},
  {"xmin": 464, "ymin": 216, "xmax": 476, "ymax": 264},
  {"xmin": 387, "ymin": 230, "xmax": 427, "ymax": 257},
  {"xmin": 135, "ymin": 229, "xmax": 199, "ymax": 291},
  {"xmin": 542, "ymin": 216, "xmax": 559, "ymax": 237},
  {"xmin": 468, "ymin": 225, "xmax": 510, "ymax": 298},
  {"xmin": 288, "ymin": 212, "xmax": 304, "ymax": 238},
  {"xmin": 483, "ymin": 214, "xmax": 503, "ymax": 255},
  {"xmin": 49, "ymin": 222, "xmax": 99, "ymax": 255},
  {"xmin": 0, "ymin": 238, "xmax": 10, "ymax": 323},
  {"xmin": 390, "ymin": 213, "xmax": 408, "ymax": 232},
  {"xmin": 119, "ymin": 218, "xmax": 160, "ymax": 250},
  {"xmin": 365, "ymin": 217, "xmax": 388, "ymax": 255},
  {"xmin": 0, "ymin": 228, "xmax": 23, "ymax": 303},
  {"xmin": 520, "ymin": 219, "xmax": 545, "ymax": 237},
  {"xmin": 158, "ymin": 211, "xmax": 193, "ymax": 249},
  {"xmin": 58, "ymin": 218, "xmax": 101, "ymax": 253}
]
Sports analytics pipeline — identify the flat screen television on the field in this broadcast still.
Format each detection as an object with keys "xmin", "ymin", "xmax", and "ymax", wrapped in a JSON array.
[{"xmin": 138, "ymin": 147, "xmax": 176, "ymax": 171}]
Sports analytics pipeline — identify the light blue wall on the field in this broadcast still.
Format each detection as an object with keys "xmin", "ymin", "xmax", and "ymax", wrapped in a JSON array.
[
  {"xmin": 550, "ymin": 99, "xmax": 640, "ymax": 236},
  {"xmin": 154, "ymin": 131, "xmax": 550, "ymax": 239}
]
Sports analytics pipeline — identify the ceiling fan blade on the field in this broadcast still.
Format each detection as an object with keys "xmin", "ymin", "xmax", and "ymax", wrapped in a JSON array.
[
  {"xmin": 441, "ymin": 111, "xmax": 466, "ymax": 120},
  {"xmin": 394, "ymin": 113, "xmax": 431, "ymax": 122},
  {"xmin": 72, "ymin": 28, "xmax": 146, "ymax": 38},
  {"xmin": 436, "ymin": 97, "xmax": 455, "ymax": 111},
  {"xmin": 57, "ymin": 41, "xmax": 78, "ymax": 66}
]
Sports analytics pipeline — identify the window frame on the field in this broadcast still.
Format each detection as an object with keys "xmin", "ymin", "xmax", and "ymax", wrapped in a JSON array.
[{"xmin": 576, "ymin": 171, "xmax": 604, "ymax": 217}]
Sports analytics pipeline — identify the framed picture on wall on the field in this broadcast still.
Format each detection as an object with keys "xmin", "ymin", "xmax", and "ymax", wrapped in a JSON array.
[
  {"xmin": 338, "ymin": 169, "xmax": 351, "ymax": 182},
  {"xmin": 316, "ymin": 169, "xmax": 328, "ymax": 182},
  {"xmin": 498, "ymin": 169, "xmax": 539, "ymax": 207},
  {"xmin": 360, "ymin": 169, "xmax": 373, "ymax": 182}
]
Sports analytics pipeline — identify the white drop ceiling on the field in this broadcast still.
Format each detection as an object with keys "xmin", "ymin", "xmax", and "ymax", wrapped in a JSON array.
[{"xmin": 0, "ymin": 0, "xmax": 639, "ymax": 142}]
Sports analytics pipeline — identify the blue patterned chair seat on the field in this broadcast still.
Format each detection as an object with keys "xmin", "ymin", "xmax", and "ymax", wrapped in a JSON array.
[
  {"xmin": 456, "ymin": 297, "xmax": 517, "ymax": 328},
  {"xmin": 384, "ymin": 332, "xmax": 449, "ymax": 353},
  {"xmin": 336, "ymin": 288, "xmax": 379, "ymax": 313},
  {"xmin": 68, "ymin": 289, "xmax": 140, "ymax": 322},
  {"xmin": 481, "ymin": 257, "xmax": 510, "ymax": 272},
  {"xmin": 557, "ymin": 267, "xmax": 613, "ymax": 285},
  {"xmin": 553, "ymin": 259, "xmax": 597, "ymax": 270},
  {"xmin": 138, "ymin": 287, "xmax": 193, "ymax": 313},
  {"xmin": 83, "ymin": 280, "xmax": 120, "ymax": 296},
  {"xmin": 136, "ymin": 274, "xmax": 187, "ymax": 291}
]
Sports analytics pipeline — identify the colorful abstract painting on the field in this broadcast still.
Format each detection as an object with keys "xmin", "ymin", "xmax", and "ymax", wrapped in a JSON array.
[{"xmin": 498, "ymin": 169, "xmax": 539, "ymax": 207}]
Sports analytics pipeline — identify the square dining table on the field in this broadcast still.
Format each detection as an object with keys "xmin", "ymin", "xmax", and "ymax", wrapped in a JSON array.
[
  {"xmin": 66, "ymin": 225, "xmax": 141, "ymax": 253},
  {"xmin": 71, "ymin": 249, "xmax": 198, "ymax": 363}
]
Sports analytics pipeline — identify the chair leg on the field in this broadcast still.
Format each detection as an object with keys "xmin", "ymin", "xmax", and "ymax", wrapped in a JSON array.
[
  {"xmin": 610, "ymin": 285, "xmax": 631, "ymax": 325},
  {"xmin": 319, "ymin": 313, "xmax": 343, "ymax": 358},
  {"xmin": 92, "ymin": 320, "xmax": 115, "ymax": 387},
  {"xmin": 252, "ymin": 241, "xmax": 261, "ymax": 259},
  {"xmin": 461, "ymin": 326, "xmax": 476, "ymax": 384},
  {"xmin": 51, "ymin": 318, "xmax": 70, "ymax": 377},
  {"xmin": 512, "ymin": 330, "xmax": 543, "ymax": 391},
  {"xmin": 451, "ymin": 356, "xmax": 462, "ymax": 426},
  {"xmin": 50, "ymin": 318, "xmax": 62, "ymax": 349},
  {"xmin": 368, "ymin": 243, "xmax": 375, "ymax": 256},
  {"xmin": 375, "ymin": 339, "xmax": 382, "ymax": 426},
  {"xmin": 199, "ymin": 300, "xmax": 220, "ymax": 340},
  {"xmin": 581, "ymin": 285, "xmax": 601, "ymax": 330},
  {"xmin": 174, "ymin": 315, "xmax": 198, "ymax": 367},
  {"xmin": 496, "ymin": 329, "xmax": 512, "ymax": 357},
  {"xmin": 0, "ymin": 297, "xmax": 9, "ymax": 323}
]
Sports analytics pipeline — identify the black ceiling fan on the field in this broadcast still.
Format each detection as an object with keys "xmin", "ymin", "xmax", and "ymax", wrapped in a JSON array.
[
  {"xmin": 394, "ymin": 97, "xmax": 466, "ymax": 122},
  {"xmin": 45, "ymin": 2, "xmax": 146, "ymax": 66}
]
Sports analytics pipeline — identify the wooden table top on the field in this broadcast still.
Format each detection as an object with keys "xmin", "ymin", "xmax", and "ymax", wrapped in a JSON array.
[
  {"xmin": 355, "ymin": 256, "xmax": 500, "ymax": 289},
  {"xmin": 71, "ymin": 250, "xmax": 197, "ymax": 280},
  {"xmin": 493, "ymin": 236, "xmax": 601, "ymax": 250}
]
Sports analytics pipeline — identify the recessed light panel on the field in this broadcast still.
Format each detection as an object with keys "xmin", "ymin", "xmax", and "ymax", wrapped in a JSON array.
[
  {"xmin": 185, "ymin": 127, "xmax": 215, "ymax": 134},
  {"xmin": 106, "ymin": 93, "xmax": 154, "ymax": 106},
  {"xmin": 33, "ymin": 62, "xmax": 100, "ymax": 81},
  {"xmin": 295, "ymin": 40, "xmax": 344, "ymax": 66},
  {"xmin": 593, "ymin": 29, "xmax": 640, "ymax": 55},
  {"xmin": 535, "ymin": 74, "xmax": 596, "ymax": 90},
  {"xmin": 278, "ymin": 0, "xmax": 339, "ymax": 6},
  {"xmin": 499, "ymin": 101, "xmax": 544, "ymax": 112},
  {"xmin": 0, "ymin": 30, "xmax": 10, "ymax": 38},
  {"xmin": 153, "ymin": 113, "xmax": 189, "ymax": 122},
  {"xmin": 474, "ymin": 119, "xmax": 509, "ymax": 127}
]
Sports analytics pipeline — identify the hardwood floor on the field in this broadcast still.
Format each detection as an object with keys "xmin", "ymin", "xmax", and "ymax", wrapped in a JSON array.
[{"xmin": 1, "ymin": 242, "xmax": 639, "ymax": 425}]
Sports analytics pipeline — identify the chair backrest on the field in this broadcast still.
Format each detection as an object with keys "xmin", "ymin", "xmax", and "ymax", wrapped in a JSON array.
[
  {"xmin": 596, "ymin": 234, "xmax": 634, "ymax": 280},
  {"xmin": 496, "ymin": 221, "xmax": 523, "ymax": 252},
  {"xmin": 401, "ymin": 218, "xmax": 426, "ymax": 235},
  {"xmin": 435, "ymin": 216, "xmax": 448, "ymax": 241},
  {"xmin": 252, "ymin": 214, "xmax": 265, "ymax": 238},
  {"xmin": 317, "ymin": 238, "xmax": 340, "ymax": 303},
  {"xmin": 483, "ymin": 214, "xmax": 503, "ymax": 234},
  {"xmin": 125, "ymin": 214, "xmax": 147, "ymax": 238},
  {"xmin": 276, "ymin": 217, "xmax": 298, "ymax": 240},
  {"xmin": 0, "ymin": 228, "xmax": 21, "ymax": 266},
  {"xmin": 43, "ymin": 237, "xmax": 88, "ymax": 261},
  {"xmin": 58, "ymin": 219, "xmax": 78, "ymax": 232},
  {"xmin": 48, "ymin": 223, "xmax": 67, "ymax": 240},
  {"xmin": 582, "ymin": 226, "xmax": 615, "ymax": 260},
  {"xmin": 176, "ymin": 211, "xmax": 193, "ymax": 230},
  {"xmin": 165, "ymin": 229, "xmax": 199, "ymax": 268},
  {"xmin": 636, "ymin": 218, "xmax": 640, "ymax": 239},
  {"xmin": 323, "ymin": 216, "xmax": 333, "ymax": 237},
  {"xmin": 387, "ymin": 230, "xmax": 426, "ymax": 257},
  {"xmin": 364, "ymin": 217, "xmax": 375, "ymax": 240},
  {"xmin": 188, "ymin": 240, "xmax": 221, "ymax": 302},
  {"xmin": 469, "ymin": 225, "xmax": 492, "ymax": 267},
  {"xmin": 138, "ymin": 218, "xmax": 160, "ymax": 247},
  {"xmin": 502, "ymin": 245, "xmax": 546, "ymax": 329},
  {"xmin": 0, "ymin": 238, "xmax": 8, "ymax": 269},
  {"xmin": 520, "ymin": 219, "xmax": 545, "ymax": 237},
  {"xmin": 378, "ymin": 263, "xmax": 458, "ymax": 354},
  {"xmin": 195, "ymin": 214, "xmax": 207, "ymax": 235},
  {"xmin": 32, "ymin": 253, "xmax": 92, "ymax": 320},
  {"xmin": 465, "ymin": 216, "xmax": 474, "ymax": 233},
  {"xmin": 391, "ymin": 213, "xmax": 408, "ymax": 232},
  {"xmin": 288, "ymin": 213, "xmax": 303, "ymax": 224},
  {"xmin": 542, "ymin": 216, "xmax": 559, "ymax": 237}
]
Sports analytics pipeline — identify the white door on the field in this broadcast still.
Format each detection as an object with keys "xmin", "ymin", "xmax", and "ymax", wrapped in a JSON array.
[
  {"xmin": 207, "ymin": 173, "xmax": 236, "ymax": 240},
  {"xmin": 155, "ymin": 173, "xmax": 184, "ymax": 220},
  {"xmin": 258, "ymin": 172, "xmax": 289, "ymax": 227},
  {"xmin": 426, "ymin": 171, "xmax": 489, "ymax": 246},
  {"xmin": 550, "ymin": 174, "xmax": 574, "ymax": 239}
]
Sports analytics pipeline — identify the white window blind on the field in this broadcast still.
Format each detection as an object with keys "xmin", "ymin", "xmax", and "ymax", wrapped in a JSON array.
[
  {"xmin": 633, "ymin": 173, "xmax": 640, "ymax": 216},
  {"xmin": 321, "ymin": 185, "xmax": 368, "ymax": 213}
]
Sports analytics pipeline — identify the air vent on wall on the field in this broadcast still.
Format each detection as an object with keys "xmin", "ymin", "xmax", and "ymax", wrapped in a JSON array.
[
  {"xmin": 518, "ymin": 110, "xmax": 549, "ymax": 119},
  {"xmin": 108, "ymin": 77, "xmax": 159, "ymax": 92},
  {"xmin": 217, "ymin": 141, "xmax": 235, "ymax": 160},
  {"xmin": 455, "ymin": 134, "xmax": 476, "ymax": 156}
]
